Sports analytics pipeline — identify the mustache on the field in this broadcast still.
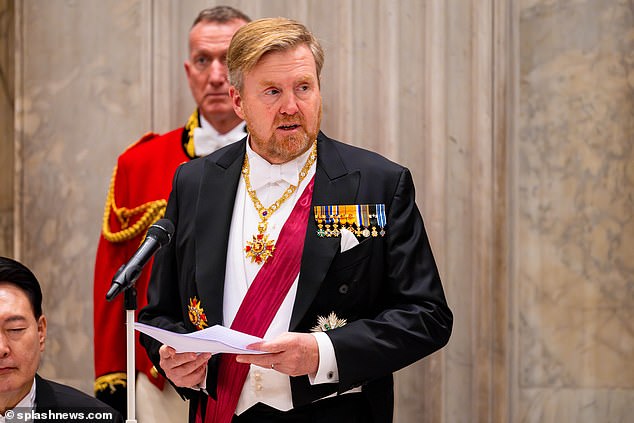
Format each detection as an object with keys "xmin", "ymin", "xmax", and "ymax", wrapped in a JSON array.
[{"xmin": 274, "ymin": 116, "xmax": 303, "ymax": 126}]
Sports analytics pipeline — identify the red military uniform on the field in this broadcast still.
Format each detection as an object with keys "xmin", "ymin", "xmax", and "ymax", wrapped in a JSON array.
[{"xmin": 93, "ymin": 112, "xmax": 199, "ymax": 405}]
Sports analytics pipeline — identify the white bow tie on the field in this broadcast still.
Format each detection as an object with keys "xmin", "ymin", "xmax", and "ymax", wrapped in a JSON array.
[
  {"xmin": 193, "ymin": 125, "xmax": 245, "ymax": 157},
  {"xmin": 250, "ymin": 161, "xmax": 299, "ymax": 191}
]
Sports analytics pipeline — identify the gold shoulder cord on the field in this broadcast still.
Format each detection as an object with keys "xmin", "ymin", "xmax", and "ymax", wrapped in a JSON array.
[
  {"xmin": 184, "ymin": 109, "xmax": 199, "ymax": 158},
  {"xmin": 101, "ymin": 165, "xmax": 167, "ymax": 243},
  {"xmin": 94, "ymin": 372, "xmax": 127, "ymax": 394},
  {"xmin": 102, "ymin": 109, "xmax": 198, "ymax": 243}
]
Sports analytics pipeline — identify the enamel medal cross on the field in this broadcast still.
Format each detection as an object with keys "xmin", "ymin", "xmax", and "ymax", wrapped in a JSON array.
[{"xmin": 245, "ymin": 215, "xmax": 276, "ymax": 265}]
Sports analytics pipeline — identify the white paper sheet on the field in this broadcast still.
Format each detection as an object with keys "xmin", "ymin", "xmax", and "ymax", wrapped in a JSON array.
[{"xmin": 134, "ymin": 322, "xmax": 265, "ymax": 354}]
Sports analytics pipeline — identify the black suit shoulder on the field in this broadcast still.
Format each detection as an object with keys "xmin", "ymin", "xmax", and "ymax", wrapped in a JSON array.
[
  {"xmin": 35, "ymin": 375, "xmax": 123, "ymax": 422},
  {"xmin": 317, "ymin": 133, "xmax": 412, "ymax": 205},
  {"xmin": 325, "ymin": 136, "xmax": 404, "ymax": 171}
]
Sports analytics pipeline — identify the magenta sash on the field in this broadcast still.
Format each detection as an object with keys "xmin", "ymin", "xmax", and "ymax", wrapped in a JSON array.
[{"xmin": 196, "ymin": 177, "xmax": 315, "ymax": 423}]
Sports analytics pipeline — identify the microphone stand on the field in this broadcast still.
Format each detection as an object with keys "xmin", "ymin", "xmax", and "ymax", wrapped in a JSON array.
[
  {"xmin": 123, "ymin": 287, "xmax": 138, "ymax": 423},
  {"xmin": 105, "ymin": 218, "xmax": 174, "ymax": 422}
]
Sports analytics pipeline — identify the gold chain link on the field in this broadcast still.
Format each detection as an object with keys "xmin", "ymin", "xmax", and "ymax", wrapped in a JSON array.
[{"xmin": 242, "ymin": 141, "xmax": 317, "ymax": 232}]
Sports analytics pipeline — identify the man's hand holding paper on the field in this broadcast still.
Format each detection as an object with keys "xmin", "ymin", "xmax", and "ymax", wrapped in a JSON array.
[
  {"xmin": 159, "ymin": 345, "xmax": 211, "ymax": 388},
  {"xmin": 134, "ymin": 322, "xmax": 265, "ymax": 354},
  {"xmin": 236, "ymin": 332, "xmax": 319, "ymax": 377},
  {"xmin": 134, "ymin": 322, "xmax": 266, "ymax": 388}
]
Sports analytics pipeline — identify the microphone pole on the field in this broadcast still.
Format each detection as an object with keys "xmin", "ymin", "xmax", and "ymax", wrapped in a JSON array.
[
  {"xmin": 124, "ymin": 286, "xmax": 137, "ymax": 423},
  {"xmin": 106, "ymin": 218, "xmax": 174, "ymax": 423}
]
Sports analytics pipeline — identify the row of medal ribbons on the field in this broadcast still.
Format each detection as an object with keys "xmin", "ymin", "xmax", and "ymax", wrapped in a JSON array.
[{"xmin": 313, "ymin": 204, "xmax": 386, "ymax": 238}]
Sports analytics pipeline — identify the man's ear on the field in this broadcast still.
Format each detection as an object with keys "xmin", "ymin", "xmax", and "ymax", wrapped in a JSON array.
[
  {"xmin": 184, "ymin": 60, "xmax": 192, "ymax": 79},
  {"xmin": 37, "ymin": 315, "xmax": 47, "ymax": 351},
  {"xmin": 229, "ymin": 86, "xmax": 245, "ymax": 120}
]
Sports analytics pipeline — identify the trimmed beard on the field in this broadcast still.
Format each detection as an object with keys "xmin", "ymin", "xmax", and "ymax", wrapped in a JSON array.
[{"xmin": 247, "ymin": 104, "xmax": 322, "ymax": 164}]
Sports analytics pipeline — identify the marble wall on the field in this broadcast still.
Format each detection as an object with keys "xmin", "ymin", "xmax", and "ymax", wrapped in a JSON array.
[
  {"xmin": 13, "ymin": 0, "xmax": 152, "ymax": 389},
  {"xmin": 3, "ymin": 0, "xmax": 633, "ymax": 422},
  {"xmin": 517, "ymin": 0, "xmax": 634, "ymax": 421},
  {"xmin": 0, "ymin": 0, "xmax": 13, "ymax": 257}
]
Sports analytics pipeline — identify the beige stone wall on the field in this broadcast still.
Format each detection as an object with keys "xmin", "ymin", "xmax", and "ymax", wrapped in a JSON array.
[
  {"xmin": 516, "ymin": 0, "xmax": 634, "ymax": 420},
  {"xmin": 0, "ymin": 0, "xmax": 14, "ymax": 257},
  {"xmin": 13, "ymin": 0, "xmax": 152, "ymax": 390},
  {"xmin": 2, "ymin": 0, "xmax": 632, "ymax": 422}
]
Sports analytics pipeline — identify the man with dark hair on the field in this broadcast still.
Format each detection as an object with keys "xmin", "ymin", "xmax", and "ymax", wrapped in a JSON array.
[
  {"xmin": 92, "ymin": 6, "xmax": 251, "ymax": 421},
  {"xmin": 0, "ymin": 256, "xmax": 122, "ymax": 422}
]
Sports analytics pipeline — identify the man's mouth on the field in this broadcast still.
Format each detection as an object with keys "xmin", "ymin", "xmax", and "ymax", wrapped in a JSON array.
[
  {"xmin": 0, "ymin": 366, "xmax": 16, "ymax": 375},
  {"xmin": 205, "ymin": 92, "xmax": 228, "ymax": 98},
  {"xmin": 278, "ymin": 124, "xmax": 300, "ymax": 131}
]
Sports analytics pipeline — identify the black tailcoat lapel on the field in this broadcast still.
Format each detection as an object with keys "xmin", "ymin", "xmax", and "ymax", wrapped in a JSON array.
[
  {"xmin": 194, "ymin": 141, "xmax": 246, "ymax": 326},
  {"xmin": 290, "ymin": 132, "xmax": 360, "ymax": 330}
]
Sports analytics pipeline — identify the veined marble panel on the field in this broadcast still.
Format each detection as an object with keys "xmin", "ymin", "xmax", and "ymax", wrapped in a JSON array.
[
  {"xmin": 17, "ymin": 0, "xmax": 151, "ymax": 393},
  {"xmin": 519, "ymin": 388, "xmax": 634, "ymax": 423},
  {"xmin": 518, "ymin": 0, "xmax": 634, "ymax": 419},
  {"xmin": 0, "ymin": 0, "xmax": 14, "ymax": 257}
]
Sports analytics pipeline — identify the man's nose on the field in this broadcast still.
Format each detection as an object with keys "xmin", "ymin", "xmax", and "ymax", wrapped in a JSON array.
[
  {"xmin": 279, "ymin": 92, "xmax": 299, "ymax": 115},
  {"xmin": 0, "ymin": 334, "xmax": 10, "ymax": 358},
  {"xmin": 208, "ymin": 60, "xmax": 227, "ymax": 86}
]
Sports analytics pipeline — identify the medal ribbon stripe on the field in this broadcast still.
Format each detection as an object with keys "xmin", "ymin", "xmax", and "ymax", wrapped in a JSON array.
[
  {"xmin": 361, "ymin": 204, "xmax": 371, "ymax": 237},
  {"xmin": 370, "ymin": 204, "xmax": 378, "ymax": 237},
  {"xmin": 376, "ymin": 203, "xmax": 387, "ymax": 236},
  {"xmin": 313, "ymin": 203, "xmax": 387, "ymax": 237}
]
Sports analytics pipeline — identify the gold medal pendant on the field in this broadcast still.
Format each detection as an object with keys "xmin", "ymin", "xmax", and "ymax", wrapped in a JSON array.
[
  {"xmin": 245, "ymin": 231, "xmax": 276, "ymax": 265},
  {"xmin": 242, "ymin": 141, "xmax": 317, "ymax": 266}
]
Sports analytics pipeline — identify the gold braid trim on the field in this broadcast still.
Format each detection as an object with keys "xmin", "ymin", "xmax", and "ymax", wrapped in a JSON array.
[
  {"xmin": 94, "ymin": 372, "xmax": 127, "ymax": 394},
  {"xmin": 184, "ymin": 108, "xmax": 199, "ymax": 158},
  {"xmin": 102, "ymin": 111, "xmax": 198, "ymax": 243},
  {"xmin": 101, "ymin": 164, "xmax": 167, "ymax": 243}
]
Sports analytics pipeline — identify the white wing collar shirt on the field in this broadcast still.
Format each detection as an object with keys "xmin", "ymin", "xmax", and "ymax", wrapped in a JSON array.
[
  {"xmin": 193, "ymin": 115, "xmax": 247, "ymax": 157},
  {"xmin": 222, "ymin": 138, "xmax": 341, "ymax": 415}
]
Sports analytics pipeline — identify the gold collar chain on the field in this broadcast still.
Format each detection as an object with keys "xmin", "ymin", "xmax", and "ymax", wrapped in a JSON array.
[{"xmin": 242, "ymin": 141, "xmax": 318, "ymax": 265}]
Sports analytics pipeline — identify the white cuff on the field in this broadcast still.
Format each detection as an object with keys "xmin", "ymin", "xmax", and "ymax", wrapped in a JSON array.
[{"xmin": 308, "ymin": 332, "xmax": 339, "ymax": 385}]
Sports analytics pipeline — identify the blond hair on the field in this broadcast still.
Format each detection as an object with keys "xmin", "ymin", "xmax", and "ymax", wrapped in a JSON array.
[{"xmin": 227, "ymin": 17, "xmax": 324, "ymax": 91}]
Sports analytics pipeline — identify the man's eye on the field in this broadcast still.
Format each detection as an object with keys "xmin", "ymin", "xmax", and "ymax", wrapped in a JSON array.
[
  {"xmin": 195, "ymin": 57, "xmax": 210, "ymax": 66},
  {"xmin": 265, "ymin": 88, "xmax": 280, "ymax": 96},
  {"xmin": 8, "ymin": 328, "xmax": 26, "ymax": 333}
]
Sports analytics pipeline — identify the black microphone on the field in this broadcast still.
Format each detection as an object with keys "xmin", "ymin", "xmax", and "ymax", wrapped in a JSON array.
[{"xmin": 106, "ymin": 218, "xmax": 175, "ymax": 301}]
